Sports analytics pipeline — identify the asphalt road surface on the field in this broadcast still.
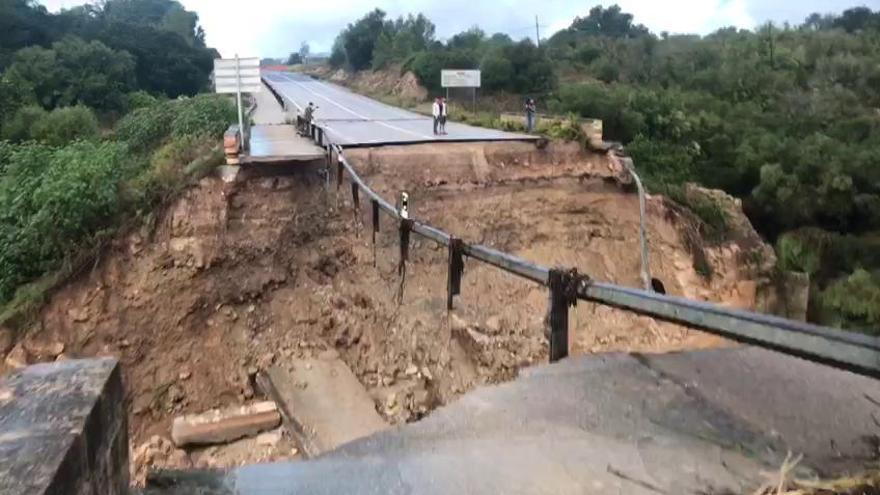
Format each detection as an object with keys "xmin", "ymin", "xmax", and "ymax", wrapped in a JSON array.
[
  {"xmin": 147, "ymin": 347, "xmax": 880, "ymax": 494},
  {"xmin": 262, "ymin": 72, "xmax": 537, "ymax": 147}
]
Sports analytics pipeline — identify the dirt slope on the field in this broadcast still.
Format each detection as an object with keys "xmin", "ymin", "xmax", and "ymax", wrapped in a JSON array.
[{"xmin": 5, "ymin": 142, "xmax": 773, "ymax": 474}]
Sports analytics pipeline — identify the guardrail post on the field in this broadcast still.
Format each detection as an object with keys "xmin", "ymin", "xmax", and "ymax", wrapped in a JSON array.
[
  {"xmin": 336, "ymin": 156, "xmax": 344, "ymax": 191},
  {"xmin": 396, "ymin": 219, "xmax": 414, "ymax": 305},
  {"xmin": 325, "ymin": 146, "xmax": 331, "ymax": 190},
  {"xmin": 548, "ymin": 269, "xmax": 576, "ymax": 363},
  {"xmin": 371, "ymin": 199, "xmax": 380, "ymax": 266},
  {"xmin": 447, "ymin": 238, "xmax": 465, "ymax": 310},
  {"xmin": 351, "ymin": 182, "xmax": 360, "ymax": 236}
]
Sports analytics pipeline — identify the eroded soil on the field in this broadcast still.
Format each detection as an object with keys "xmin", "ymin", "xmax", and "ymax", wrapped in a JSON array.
[{"xmin": 4, "ymin": 142, "xmax": 773, "ymax": 477}]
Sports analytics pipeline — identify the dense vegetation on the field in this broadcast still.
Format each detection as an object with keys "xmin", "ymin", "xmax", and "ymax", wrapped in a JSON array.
[
  {"xmin": 0, "ymin": 0, "xmax": 234, "ymax": 314},
  {"xmin": 327, "ymin": 5, "xmax": 880, "ymax": 331}
]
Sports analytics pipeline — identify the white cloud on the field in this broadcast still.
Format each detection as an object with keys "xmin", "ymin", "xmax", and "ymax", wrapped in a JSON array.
[{"xmin": 35, "ymin": 0, "xmax": 856, "ymax": 57}]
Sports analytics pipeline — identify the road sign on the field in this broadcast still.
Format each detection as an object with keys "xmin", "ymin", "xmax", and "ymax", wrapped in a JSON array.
[
  {"xmin": 213, "ymin": 57, "xmax": 262, "ymax": 94},
  {"xmin": 441, "ymin": 70, "xmax": 481, "ymax": 88},
  {"xmin": 214, "ymin": 55, "xmax": 261, "ymax": 152}
]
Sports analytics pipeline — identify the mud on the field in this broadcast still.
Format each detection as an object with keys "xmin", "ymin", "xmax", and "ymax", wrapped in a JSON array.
[{"xmin": 4, "ymin": 142, "xmax": 772, "ymax": 476}]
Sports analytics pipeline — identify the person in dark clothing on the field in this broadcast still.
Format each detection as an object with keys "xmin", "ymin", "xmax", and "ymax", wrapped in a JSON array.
[{"xmin": 525, "ymin": 98, "xmax": 537, "ymax": 132}]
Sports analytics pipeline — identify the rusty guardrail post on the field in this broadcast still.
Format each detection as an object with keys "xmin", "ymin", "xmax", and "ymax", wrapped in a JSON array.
[
  {"xmin": 397, "ymin": 218, "xmax": 414, "ymax": 305},
  {"xmin": 351, "ymin": 181, "xmax": 360, "ymax": 235},
  {"xmin": 548, "ymin": 269, "xmax": 584, "ymax": 363},
  {"xmin": 447, "ymin": 238, "xmax": 465, "ymax": 310},
  {"xmin": 371, "ymin": 199, "xmax": 380, "ymax": 266}
]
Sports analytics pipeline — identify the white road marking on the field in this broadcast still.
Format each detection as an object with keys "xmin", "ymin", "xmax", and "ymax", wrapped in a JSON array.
[{"xmin": 277, "ymin": 73, "xmax": 435, "ymax": 141}]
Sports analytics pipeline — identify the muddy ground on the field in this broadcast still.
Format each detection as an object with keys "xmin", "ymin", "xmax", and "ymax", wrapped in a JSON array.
[{"xmin": 3, "ymin": 142, "xmax": 773, "ymax": 476}]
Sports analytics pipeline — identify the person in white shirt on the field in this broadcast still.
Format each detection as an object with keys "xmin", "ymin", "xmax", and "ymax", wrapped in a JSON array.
[
  {"xmin": 439, "ymin": 97, "xmax": 448, "ymax": 135},
  {"xmin": 432, "ymin": 97, "xmax": 442, "ymax": 135}
]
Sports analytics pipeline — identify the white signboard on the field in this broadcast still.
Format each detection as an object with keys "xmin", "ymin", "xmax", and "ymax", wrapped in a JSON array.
[
  {"xmin": 441, "ymin": 69, "xmax": 481, "ymax": 88},
  {"xmin": 213, "ymin": 57, "xmax": 262, "ymax": 94}
]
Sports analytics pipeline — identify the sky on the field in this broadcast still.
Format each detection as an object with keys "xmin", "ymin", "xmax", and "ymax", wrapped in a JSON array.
[{"xmin": 40, "ymin": 0, "xmax": 872, "ymax": 58}]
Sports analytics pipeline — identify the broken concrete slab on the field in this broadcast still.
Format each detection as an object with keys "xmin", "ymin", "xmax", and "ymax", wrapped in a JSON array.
[
  {"xmin": 171, "ymin": 402, "xmax": 281, "ymax": 448},
  {"xmin": 260, "ymin": 355, "xmax": 388, "ymax": 457}
]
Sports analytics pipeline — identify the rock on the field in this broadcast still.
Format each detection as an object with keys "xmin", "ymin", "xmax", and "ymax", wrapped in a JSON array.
[
  {"xmin": 450, "ymin": 314, "xmax": 469, "ymax": 332},
  {"xmin": 46, "ymin": 342, "xmax": 65, "ymax": 357},
  {"xmin": 318, "ymin": 349, "xmax": 340, "ymax": 361},
  {"xmin": 179, "ymin": 370, "xmax": 192, "ymax": 381},
  {"xmin": 256, "ymin": 430, "xmax": 282, "ymax": 447},
  {"xmin": 421, "ymin": 367, "xmax": 433, "ymax": 381},
  {"xmin": 0, "ymin": 327, "xmax": 14, "ymax": 356},
  {"xmin": 4, "ymin": 345, "xmax": 29, "ymax": 369},
  {"xmin": 404, "ymin": 364, "xmax": 419, "ymax": 376},
  {"xmin": 68, "ymin": 308, "xmax": 90, "ymax": 323},
  {"xmin": 131, "ymin": 436, "xmax": 190, "ymax": 487},
  {"xmin": 484, "ymin": 315, "xmax": 503, "ymax": 334}
]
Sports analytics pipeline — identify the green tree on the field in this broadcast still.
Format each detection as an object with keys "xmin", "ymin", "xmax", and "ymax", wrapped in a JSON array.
[
  {"xmin": 6, "ymin": 37, "xmax": 136, "ymax": 111},
  {"xmin": 31, "ymin": 106, "xmax": 100, "ymax": 146},
  {"xmin": 0, "ymin": 0, "xmax": 52, "ymax": 70},
  {"xmin": 340, "ymin": 9, "xmax": 388, "ymax": 71}
]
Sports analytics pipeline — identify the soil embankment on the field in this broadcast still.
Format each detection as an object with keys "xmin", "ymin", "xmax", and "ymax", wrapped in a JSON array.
[{"xmin": 4, "ymin": 142, "xmax": 773, "ymax": 474}]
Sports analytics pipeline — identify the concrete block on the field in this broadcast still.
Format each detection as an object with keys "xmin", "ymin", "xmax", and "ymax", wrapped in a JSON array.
[
  {"xmin": 0, "ymin": 358, "xmax": 128, "ymax": 495},
  {"xmin": 171, "ymin": 402, "xmax": 281, "ymax": 447}
]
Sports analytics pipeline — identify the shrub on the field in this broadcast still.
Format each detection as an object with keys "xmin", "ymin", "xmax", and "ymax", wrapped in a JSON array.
[
  {"xmin": 776, "ymin": 232, "xmax": 822, "ymax": 275},
  {"xmin": 540, "ymin": 117, "xmax": 584, "ymax": 141},
  {"xmin": 1, "ymin": 105, "xmax": 47, "ymax": 142},
  {"xmin": 129, "ymin": 134, "xmax": 218, "ymax": 206},
  {"xmin": 661, "ymin": 184, "xmax": 730, "ymax": 243},
  {"xmin": 170, "ymin": 95, "xmax": 237, "ymax": 139},
  {"xmin": 0, "ymin": 141, "xmax": 14, "ymax": 175},
  {"xmin": 0, "ymin": 141, "xmax": 131, "ymax": 302},
  {"xmin": 31, "ymin": 106, "xmax": 100, "ymax": 146},
  {"xmin": 124, "ymin": 91, "xmax": 160, "ymax": 111},
  {"xmin": 114, "ymin": 101, "xmax": 177, "ymax": 152},
  {"xmin": 819, "ymin": 269, "xmax": 880, "ymax": 333}
]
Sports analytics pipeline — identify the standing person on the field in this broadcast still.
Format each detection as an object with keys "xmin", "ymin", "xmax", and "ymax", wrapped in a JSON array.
[
  {"xmin": 432, "ymin": 97, "xmax": 442, "ymax": 135},
  {"xmin": 301, "ymin": 102, "xmax": 317, "ymax": 135},
  {"xmin": 525, "ymin": 98, "xmax": 537, "ymax": 133},
  {"xmin": 439, "ymin": 97, "xmax": 449, "ymax": 135}
]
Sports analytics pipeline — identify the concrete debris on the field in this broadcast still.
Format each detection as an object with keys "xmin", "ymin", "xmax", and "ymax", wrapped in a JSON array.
[
  {"xmin": 171, "ymin": 401, "xmax": 281, "ymax": 448},
  {"xmin": 4, "ymin": 345, "xmax": 28, "ymax": 370},
  {"xmin": 256, "ymin": 430, "xmax": 283, "ymax": 447}
]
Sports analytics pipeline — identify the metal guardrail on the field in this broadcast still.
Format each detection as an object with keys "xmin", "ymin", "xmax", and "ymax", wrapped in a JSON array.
[
  {"xmin": 251, "ymin": 73, "xmax": 880, "ymax": 380},
  {"xmin": 325, "ymin": 143, "xmax": 880, "ymax": 378}
]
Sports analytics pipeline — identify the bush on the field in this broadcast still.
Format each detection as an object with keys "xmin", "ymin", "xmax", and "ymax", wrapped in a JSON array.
[
  {"xmin": 124, "ymin": 91, "xmax": 160, "ymax": 111},
  {"xmin": 0, "ymin": 141, "xmax": 132, "ymax": 302},
  {"xmin": 540, "ymin": 117, "xmax": 584, "ymax": 141},
  {"xmin": 819, "ymin": 269, "xmax": 880, "ymax": 332},
  {"xmin": 114, "ymin": 101, "xmax": 177, "ymax": 152},
  {"xmin": 0, "ymin": 141, "xmax": 13, "ymax": 175},
  {"xmin": 31, "ymin": 106, "xmax": 100, "ymax": 146},
  {"xmin": 776, "ymin": 232, "xmax": 822, "ymax": 275},
  {"xmin": 170, "ymin": 95, "xmax": 237, "ymax": 139},
  {"xmin": 126, "ymin": 134, "xmax": 218, "ymax": 207},
  {"xmin": 1, "ymin": 105, "xmax": 47, "ymax": 142},
  {"xmin": 115, "ymin": 95, "xmax": 234, "ymax": 153}
]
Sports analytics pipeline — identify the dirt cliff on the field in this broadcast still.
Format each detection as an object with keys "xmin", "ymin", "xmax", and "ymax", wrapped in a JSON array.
[{"xmin": 3, "ymin": 142, "xmax": 774, "ymax": 474}]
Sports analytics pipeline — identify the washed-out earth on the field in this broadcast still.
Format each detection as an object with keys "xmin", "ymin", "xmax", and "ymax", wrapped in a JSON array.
[{"xmin": 2, "ymin": 139, "xmax": 775, "ymax": 478}]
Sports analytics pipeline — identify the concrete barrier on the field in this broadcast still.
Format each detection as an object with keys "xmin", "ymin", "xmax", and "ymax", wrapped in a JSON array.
[{"xmin": 0, "ymin": 359, "xmax": 128, "ymax": 495}]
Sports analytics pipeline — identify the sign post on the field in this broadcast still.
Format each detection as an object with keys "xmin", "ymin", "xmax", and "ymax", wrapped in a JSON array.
[
  {"xmin": 214, "ymin": 56, "xmax": 261, "ymax": 151},
  {"xmin": 441, "ymin": 70, "xmax": 481, "ymax": 112}
]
